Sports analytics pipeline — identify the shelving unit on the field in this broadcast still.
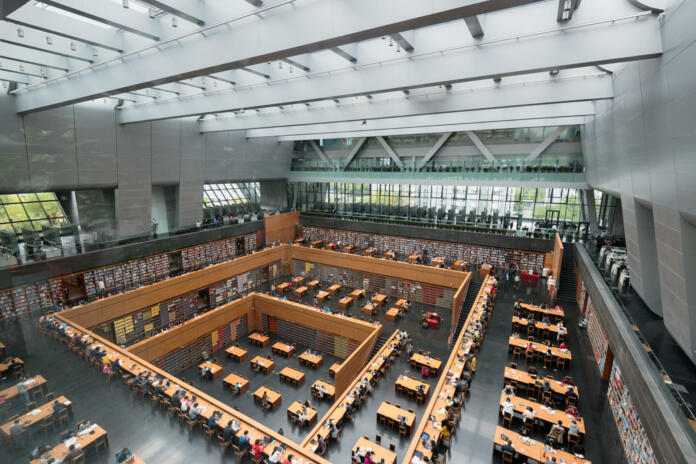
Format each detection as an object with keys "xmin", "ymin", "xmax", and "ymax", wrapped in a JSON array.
[
  {"xmin": 585, "ymin": 298, "xmax": 608, "ymax": 372},
  {"xmin": 608, "ymin": 363, "xmax": 658, "ymax": 464},
  {"xmin": 302, "ymin": 226, "xmax": 546, "ymax": 272}
]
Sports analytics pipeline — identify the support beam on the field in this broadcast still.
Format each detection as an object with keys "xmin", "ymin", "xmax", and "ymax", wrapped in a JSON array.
[
  {"xmin": 239, "ymin": 67, "xmax": 270, "ymax": 79},
  {"xmin": 117, "ymin": 16, "xmax": 660, "ymax": 124},
  {"xmin": 0, "ymin": 59, "xmax": 48, "ymax": 78},
  {"xmin": 6, "ymin": 6, "xmax": 128, "ymax": 52},
  {"xmin": 330, "ymin": 46, "xmax": 357, "ymax": 63},
  {"xmin": 15, "ymin": 0, "xmax": 545, "ymax": 112},
  {"xmin": 200, "ymin": 78, "xmax": 608, "ymax": 132},
  {"xmin": 0, "ymin": 69, "xmax": 29, "ymax": 84},
  {"xmin": 0, "ymin": 22, "xmax": 94, "ymax": 62},
  {"xmin": 40, "ymin": 0, "xmax": 162, "ymax": 41},
  {"xmin": 0, "ymin": 44, "xmax": 69, "ymax": 70},
  {"xmin": 309, "ymin": 140, "xmax": 331, "ymax": 164},
  {"xmin": 464, "ymin": 16, "xmax": 484, "ymax": 38},
  {"xmin": 140, "ymin": 1, "xmax": 205, "ymax": 26},
  {"xmin": 273, "ymin": 117, "xmax": 586, "ymax": 141},
  {"xmin": 466, "ymin": 131, "xmax": 498, "ymax": 163},
  {"xmin": 280, "ymin": 57, "xmax": 310, "ymax": 72},
  {"xmin": 526, "ymin": 125, "xmax": 568, "ymax": 161},
  {"xmin": 376, "ymin": 136, "xmax": 404, "ymax": 169},
  {"xmin": 418, "ymin": 132, "xmax": 452, "ymax": 170},
  {"xmin": 343, "ymin": 137, "xmax": 367, "ymax": 168},
  {"xmin": 389, "ymin": 32, "xmax": 414, "ymax": 52}
]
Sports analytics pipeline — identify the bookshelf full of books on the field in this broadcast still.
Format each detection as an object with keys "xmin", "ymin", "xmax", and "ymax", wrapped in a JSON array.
[
  {"xmin": 180, "ymin": 233, "xmax": 257, "ymax": 272},
  {"xmin": 608, "ymin": 363, "xmax": 658, "ymax": 464},
  {"xmin": 302, "ymin": 226, "xmax": 546, "ymax": 273},
  {"xmin": 585, "ymin": 297, "xmax": 609, "ymax": 373}
]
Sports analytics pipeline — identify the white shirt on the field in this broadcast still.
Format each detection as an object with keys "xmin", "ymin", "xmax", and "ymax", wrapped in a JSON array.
[{"xmin": 502, "ymin": 401, "xmax": 514, "ymax": 416}]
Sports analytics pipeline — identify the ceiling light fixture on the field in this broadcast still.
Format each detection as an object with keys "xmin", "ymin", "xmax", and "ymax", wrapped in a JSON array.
[
  {"xmin": 172, "ymin": 17, "xmax": 177, "ymax": 27},
  {"xmin": 46, "ymin": 36, "xmax": 53, "ymax": 45},
  {"xmin": 388, "ymin": 37, "xmax": 393, "ymax": 47},
  {"xmin": 122, "ymin": 0, "xmax": 129, "ymax": 8},
  {"xmin": 17, "ymin": 28, "xmax": 24, "ymax": 38},
  {"xmin": 70, "ymin": 41, "xmax": 76, "ymax": 51}
]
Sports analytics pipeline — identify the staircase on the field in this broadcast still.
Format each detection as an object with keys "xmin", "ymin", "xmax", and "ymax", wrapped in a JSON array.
[
  {"xmin": 557, "ymin": 242, "xmax": 577, "ymax": 303},
  {"xmin": 454, "ymin": 280, "xmax": 483, "ymax": 339},
  {"xmin": 369, "ymin": 334, "xmax": 389, "ymax": 359}
]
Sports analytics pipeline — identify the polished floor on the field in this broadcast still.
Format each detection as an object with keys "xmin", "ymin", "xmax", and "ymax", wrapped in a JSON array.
[{"xmin": 0, "ymin": 273, "xmax": 624, "ymax": 464}]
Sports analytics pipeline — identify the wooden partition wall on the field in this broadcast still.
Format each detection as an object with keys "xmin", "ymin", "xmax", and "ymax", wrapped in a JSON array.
[
  {"xmin": 265, "ymin": 211, "xmax": 300, "ymax": 244},
  {"xmin": 53, "ymin": 314, "xmax": 329, "ymax": 464},
  {"xmin": 451, "ymin": 273, "xmax": 472, "ymax": 335}
]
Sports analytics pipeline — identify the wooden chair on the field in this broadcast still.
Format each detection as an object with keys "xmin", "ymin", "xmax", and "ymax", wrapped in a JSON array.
[
  {"xmin": 416, "ymin": 392, "xmax": 426, "ymax": 405},
  {"xmin": 31, "ymin": 388, "xmax": 44, "ymax": 403},
  {"xmin": 25, "ymin": 401, "xmax": 37, "ymax": 412},
  {"xmin": 389, "ymin": 443, "xmax": 396, "ymax": 452},
  {"xmin": 183, "ymin": 415, "xmax": 197, "ymax": 432},
  {"xmin": 501, "ymin": 451, "xmax": 514, "ymax": 464},
  {"xmin": 40, "ymin": 416, "xmax": 56, "ymax": 434},
  {"xmin": 565, "ymin": 395, "xmax": 578, "ymax": 409},
  {"xmin": 568, "ymin": 432, "xmax": 581, "ymax": 447},
  {"xmin": 541, "ymin": 390, "xmax": 552, "ymax": 404},
  {"xmin": 543, "ymin": 354, "xmax": 553, "ymax": 370},
  {"xmin": 556, "ymin": 357, "xmax": 568, "ymax": 370},
  {"xmin": 45, "ymin": 392, "xmax": 55, "ymax": 402},
  {"xmin": 232, "ymin": 444, "xmax": 248, "ymax": 461},
  {"xmin": 399, "ymin": 424, "xmax": 409, "ymax": 438},
  {"xmin": 375, "ymin": 433, "xmax": 381, "ymax": 443},
  {"xmin": 218, "ymin": 435, "xmax": 232, "ymax": 454},
  {"xmin": 94, "ymin": 434, "xmax": 108, "ymax": 453},
  {"xmin": 502, "ymin": 412, "xmax": 513, "ymax": 428},
  {"xmin": 75, "ymin": 419, "xmax": 89, "ymax": 432},
  {"xmin": 202, "ymin": 424, "xmax": 217, "ymax": 440},
  {"xmin": 57, "ymin": 409, "xmax": 71, "ymax": 427},
  {"xmin": 525, "ymin": 350, "xmax": 535, "ymax": 364},
  {"xmin": 512, "ymin": 347, "xmax": 522, "ymax": 361},
  {"xmin": 71, "ymin": 452, "xmax": 86, "ymax": 464},
  {"xmin": 250, "ymin": 453, "xmax": 265, "ymax": 464}
]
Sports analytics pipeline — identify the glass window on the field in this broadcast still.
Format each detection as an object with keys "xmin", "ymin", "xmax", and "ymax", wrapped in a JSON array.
[
  {"xmin": 0, "ymin": 191, "xmax": 68, "ymax": 236},
  {"xmin": 202, "ymin": 183, "xmax": 260, "ymax": 207}
]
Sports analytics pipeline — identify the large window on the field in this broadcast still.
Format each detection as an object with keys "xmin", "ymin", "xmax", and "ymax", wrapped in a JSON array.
[
  {"xmin": 289, "ymin": 182, "xmax": 587, "ymax": 228},
  {"xmin": 203, "ymin": 183, "xmax": 260, "ymax": 208},
  {"xmin": 0, "ymin": 193, "xmax": 69, "ymax": 234}
]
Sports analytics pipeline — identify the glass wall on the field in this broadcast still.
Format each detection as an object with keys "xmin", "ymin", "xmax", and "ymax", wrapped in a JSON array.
[
  {"xmin": 289, "ymin": 182, "xmax": 588, "ymax": 233},
  {"xmin": 0, "ymin": 192, "xmax": 69, "ymax": 234},
  {"xmin": 203, "ymin": 183, "xmax": 260, "ymax": 207}
]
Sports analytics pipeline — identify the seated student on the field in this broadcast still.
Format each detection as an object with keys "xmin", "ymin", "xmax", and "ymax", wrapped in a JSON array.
[
  {"xmin": 421, "ymin": 365, "xmax": 430, "ymax": 377},
  {"xmin": 201, "ymin": 365, "xmax": 212, "ymax": 380},
  {"xmin": 208, "ymin": 411, "xmax": 222, "ymax": 429},
  {"xmin": 222, "ymin": 421, "xmax": 235, "ymax": 444},
  {"xmin": 328, "ymin": 419, "xmax": 340, "ymax": 440},
  {"xmin": 238, "ymin": 430, "xmax": 251, "ymax": 451},
  {"xmin": 59, "ymin": 429, "xmax": 76, "ymax": 441},
  {"xmin": 268, "ymin": 446, "xmax": 283, "ymax": 464},
  {"xmin": 115, "ymin": 448, "xmax": 133, "ymax": 463},
  {"xmin": 565, "ymin": 406, "xmax": 581, "ymax": 419},
  {"xmin": 314, "ymin": 435, "xmax": 327, "ymax": 455},
  {"xmin": 233, "ymin": 381, "xmax": 243, "ymax": 394},
  {"xmin": 188, "ymin": 402, "xmax": 203, "ymax": 420},
  {"xmin": 547, "ymin": 420, "xmax": 565, "ymax": 448},
  {"xmin": 501, "ymin": 439, "xmax": 516, "ymax": 457},
  {"xmin": 568, "ymin": 420, "xmax": 581, "ymax": 437},
  {"xmin": 252, "ymin": 439, "xmax": 265, "ymax": 459},
  {"xmin": 65, "ymin": 444, "xmax": 81, "ymax": 462}
]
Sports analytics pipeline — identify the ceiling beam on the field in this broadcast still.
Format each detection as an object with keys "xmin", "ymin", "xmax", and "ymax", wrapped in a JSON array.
[
  {"xmin": 280, "ymin": 58, "xmax": 310, "ymax": 73},
  {"xmin": 0, "ymin": 69, "xmax": 30, "ymax": 84},
  {"xmin": 0, "ymin": 44, "xmax": 69, "ymax": 70},
  {"xmin": 525, "ymin": 125, "xmax": 568, "ymax": 161},
  {"xmin": 6, "ymin": 6, "xmax": 127, "ymax": 52},
  {"xmin": 344, "ymin": 137, "xmax": 367, "ymax": 168},
  {"xmin": 466, "ymin": 131, "xmax": 498, "ymax": 163},
  {"xmin": 200, "ymin": 77, "xmax": 609, "ymax": 132},
  {"xmin": 140, "ymin": 0, "xmax": 205, "ymax": 26},
  {"xmin": 239, "ymin": 67, "xmax": 270, "ymax": 79},
  {"xmin": 389, "ymin": 32, "xmax": 414, "ymax": 52},
  {"xmin": 40, "ymin": 0, "xmax": 162, "ymax": 41},
  {"xmin": 0, "ymin": 60, "xmax": 47, "ymax": 78},
  {"xmin": 418, "ymin": 132, "xmax": 453, "ymax": 170},
  {"xmin": 464, "ymin": 16, "xmax": 484, "ymax": 38},
  {"xmin": 330, "ymin": 46, "xmax": 357, "ymax": 63},
  {"xmin": 0, "ymin": 22, "xmax": 94, "ymax": 62},
  {"xmin": 271, "ymin": 117, "xmax": 586, "ymax": 141},
  {"xmin": 118, "ymin": 13, "xmax": 660, "ymax": 124},
  {"xmin": 14, "ymin": 0, "xmax": 544, "ymax": 112},
  {"xmin": 376, "ymin": 136, "xmax": 404, "ymax": 169},
  {"xmin": 232, "ymin": 102, "xmax": 595, "ymax": 138}
]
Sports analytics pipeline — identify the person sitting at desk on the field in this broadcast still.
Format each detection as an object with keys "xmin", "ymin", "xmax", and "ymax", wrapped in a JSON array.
[
  {"xmin": 208, "ymin": 411, "xmax": 222, "ymax": 429},
  {"xmin": 568, "ymin": 420, "xmax": 580, "ymax": 437},
  {"xmin": 188, "ymin": 402, "xmax": 203, "ymax": 420},
  {"xmin": 421, "ymin": 365, "xmax": 430, "ymax": 377},
  {"xmin": 268, "ymin": 446, "xmax": 283, "ymax": 464},
  {"xmin": 222, "ymin": 421, "xmax": 235, "ymax": 444},
  {"xmin": 252, "ymin": 439, "xmax": 265, "ymax": 459},
  {"xmin": 565, "ymin": 386, "xmax": 578, "ymax": 403},
  {"xmin": 238, "ymin": 430, "xmax": 250, "ymax": 451},
  {"xmin": 180, "ymin": 396, "xmax": 191, "ymax": 413},
  {"xmin": 547, "ymin": 420, "xmax": 565, "ymax": 448},
  {"xmin": 314, "ymin": 435, "xmax": 327, "ymax": 455},
  {"xmin": 232, "ymin": 381, "xmax": 243, "ymax": 394},
  {"xmin": 363, "ymin": 450, "xmax": 375, "ymax": 464},
  {"xmin": 297, "ymin": 408, "xmax": 309, "ymax": 427},
  {"xmin": 115, "ymin": 447, "xmax": 133, "ymax": 463},
  {"xmin": 501, "ymin": 397, "xmax": 514, "ymax": 417},
  {"xmin": 201, "ymin": 365, "xmax": 212, "ymax": 380},
  {"xmin": 65, "ymin": 444, "xmax": 81, "ymax": 462},
  {"xmin": 50, "ymin": 399, "xmax": 66, "ymax": 418},
  {"xmin": 565, "ymin": 406, "xmax": 581, "ymax": 419},
  {"xmin": 261, "ymin": 391, "xmax": 271, "ymax": 409},
  {"xmin": 501, "ymin": 440, "xmax": 516, "ymax": 458}
]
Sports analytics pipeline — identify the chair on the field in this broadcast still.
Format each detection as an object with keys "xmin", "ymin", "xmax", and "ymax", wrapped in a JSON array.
[
  {"xmin": 501, "ymin": 450, "xmax": 514, "ymax": 464},
  {"xmin": 568, "ymin": 432, "xmax": 581, "ymax": 447},
  {"xmin": 202, "ymin": 424, "xmax": 217, "ymax": 440},
  {"xmin": 510, "ymin": 362, "xmax": 518, "ymax": 370},
  {"xmin": 543, "ymin": 355, "xmax": 553, "ymax": 370},
  {"xmin": 502, "ymin": 411, "xmax": 513, "ymax": 428},
  {"xmin": 25, "ymin": 401, "xmax": 37, "ymax": 412},
  {"xmin": 218, "ymin": 435, "xmax": 232, "ymax": 454},
  {"xmin": 399, "ymin": 424, "xmax": 409, "ymax": 438},
  {"xmin": 512, "ymin": 347, "xmax": 522, "ymax": 361},
  {"xmin": 75, "ymin": 419, "xmax": 89, "ymax": 432},
  {"xmin": 232, "ymin": 444, "xmax": 248, "ymax": 461},
  {"xmin": 377, "ymin": 413, "xmax": 387, "ymax": 426},
  {"xmin": 71, "ymin": 452, "xmax": 86, "ymax": 464},
  {"xmin": 375, "ymin": 433, "xmax": 382, "ymax": 443},
  {"xmin": 556, "ymin": 357, "xmax": 568, "ymax": 370},
  {"xmin": 565, "ymin": 395, "xmax": 578, "ymax": 408},
  {"xmin": 416, "ymin": 392, "xmax": 426, "ymax": 405},
  {"xmin": 250, "ymin": 453, "xmax": 264, "ymax": 464},
  {"xmin": 389, "ymin": 443, "xmax": 396, "ymax": 452},
  {"xmin": 57, "ymin": 409, "xmax": 71, "ymax": 427},
  {"xmin": 94, "ymin": 434, "xmax": 108, "ymax": 453},
  {"xmin": 541, "ymin": 390, "xmax": 552, "ymax": 404},
  {"xmin": 184, "ymin": 415, "xmax": 197, "ymax": 432},
  {"xmin": 40, "ymin": 416, "xmax": 56, "ymax": 434},
  {"xmin": 45, "ymin": 392, "xmax": 55, "ymax": 402},
  {"xmin": 31, "ymin": 388, "xmax": 44, "ymax": 403}
]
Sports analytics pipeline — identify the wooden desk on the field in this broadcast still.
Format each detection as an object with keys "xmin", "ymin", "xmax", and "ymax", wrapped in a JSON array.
[
  {"xmin": 287, "ymin": 401, "xmax": 317, "ymax": 426},
  {"xmin": 394, "ymin": 299, "xmax": 407, "ymax": 309},
  {"xmin": 0, "ymin": 375, "xmax": 47, "ymax": 403},
  {"xmin": 513, "ymin": 316, "xmax": 563, "ymax": 335},
  {"xmin": 329, "ymin": 363, "xmax": 341, "ymax": 378},
  {"xmin": 30, "ymin": 424, "xmax": 108, "ymax": 464},
  {"xmin": 248, "ymin": 332, "xmax": 270, "ymax": 347},
  {"xmin": 253, "ymin": 386, "xmax": 281, "ymax": 410},
  {"xmin": 328, "ymin": 284, "xmax": 341, "ymax": 295},
  {"xmin": 385, "ymin": 307, "xmax": 400, "ymax": 321},
  {"xmin": 453, "ymin": 260, "xmax": 466, "ymax": 271},
  {"xmin": 353, "ymin": 437, "xmax": 397, "ymax": 464},
  {"xmin": 350, "ymin": 289, "xmax": 365, "ymax": 300},
  {"xmin": 431, "ymin": 257, "xmax": 444, "ymax": 268},
  {"xmin": 276, "ymin": 282, "xmax": 290, "ymax": 293},
  {"xmin": 292, "ymin": 276, "xmax": 305, "ymax": 286},
  {"xmin": 250, "ymin": 356, "xmax": 275, "ymax": 374},
  {"xmin": 364, "ymin": 248, "xmax": 374, "ymax": 257},
  {"xmin": 504, "ymin": 367, "xmax": 579, "ymax": 399},
  {"xmin": 520, "ymin": 302, "xmax": 565, "ymax": 321},
  {"xmin": 272, "ymin": 342, "xmax": 295, "ymax": 358},
  {"xmin": 199, "ymin": 361, "xmax": 223, "ymax": 380},
  {"xmin": 410, "ymin": 354, "xmax": 442, "ymax": 376},
  {"xmin": 293, "ymin": 286, "xmax": 308, "ymax": 297},
  {"xmin": 339, "ymin": 297, "xmax": 353, "ymax": 309},
  {"xmin": 1, "ymin": 395, "xmax": 72, "ymax": 437},
  {"xmin": 311, "ymin": 380, "xmax": 336, "ymax": 401},
  {"xmin": 225, "ymin": 346, "xmax": 248, "ymax": 362},
  {"xmin": 310, "ymin": 240, "xmax": 323, "ymax": 248},
  {"xmin": 395, "ymin": 376, "xmax": 430, "ymax": 397},
  {"xmin": 0, "ymin": 357, "xmax": 22, "ymax": 374},
  {"xmin": 278, "ymin": 367, "xmax": 305, "ymax": 386},
  {"xmin": 372, "ymin": 294, "xmax": 387, "ymax": 307},
  {"xmin": 508, "ymin": 336, "xmax": 572, "ymax": 365},
  {"xmin": 298, "ymin": 351, "xmax": 323, "ymax": 368},
  {"xmin": 362, "ymin": 304, "xmax": 376, "ymax": 316},
  {"xmin": 307, "ymin": 280, "xmax": 319, "ymax": 290},
  {"xmin": 222, "ymin": 373, "xmax": 249, "ymax": 394},
  {"xmin": 498, "ymin": 393, "xmax": 585, "ymax": 435},
  {"xmin": 316, "ymin": 290, "xmax": 330, "ymax": 302},
  {"xmin": 493, "ymin": 426, "xmax": 591, "ymax": 464},
  {"xmin": 376, "ymin": 402, "xmax": 416, "ymax": 433}
]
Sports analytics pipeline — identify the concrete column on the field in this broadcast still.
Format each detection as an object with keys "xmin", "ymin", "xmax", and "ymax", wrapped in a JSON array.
[
  {"xmin": 583, "ymin": 189, "xmax": 599, "ymax": 235},
  {"xmin": 116, "ymin": 123, "xmax": 152, "ymax": 237},
  {"xmin": 177, "ymin": 119, "xmax": 205, "ymax": 228}
]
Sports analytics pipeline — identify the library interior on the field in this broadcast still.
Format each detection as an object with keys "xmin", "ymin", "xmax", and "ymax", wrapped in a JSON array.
[{"xmin": 0, "ymin": 1, "xmax": 695, "ymax": 464}]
